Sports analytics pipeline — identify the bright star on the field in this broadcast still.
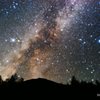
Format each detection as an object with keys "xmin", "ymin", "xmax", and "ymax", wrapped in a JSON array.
[
  {"xmin": 10, "ymin": 38, "xmax": 16, "ymax": 43},
  {"xmin": 98, "ymin": 39, "xmax": 100, "ymax": 44}
]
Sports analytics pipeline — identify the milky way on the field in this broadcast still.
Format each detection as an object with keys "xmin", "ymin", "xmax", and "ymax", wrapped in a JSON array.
[{"xmin": 0, "ymin": 0, "xmax": 99, "ymax": 84}]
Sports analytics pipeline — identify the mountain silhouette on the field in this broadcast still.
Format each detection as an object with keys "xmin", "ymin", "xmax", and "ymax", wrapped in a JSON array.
[{"xmin": 0, "ymin": 74, "xmax": 100, "ymax": 99}]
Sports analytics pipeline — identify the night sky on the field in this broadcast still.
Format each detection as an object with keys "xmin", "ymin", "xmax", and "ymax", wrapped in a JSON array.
[{"xmin": 0, "ymin": 0, "xmax": 99, "ymax": 84}]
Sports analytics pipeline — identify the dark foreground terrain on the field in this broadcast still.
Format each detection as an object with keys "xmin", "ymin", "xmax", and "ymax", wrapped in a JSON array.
[{"xmin": 0, "ymin": 75, "xmax": 100, "ymax": 99}]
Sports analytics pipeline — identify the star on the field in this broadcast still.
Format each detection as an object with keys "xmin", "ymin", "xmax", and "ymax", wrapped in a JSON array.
[
  {"xmin": 98, "ymin": 39, "xmax": 100, "ymax": 44},
  {"xmin": 10, "ymin": 38, "xmax": 16, "ymax": 43}
]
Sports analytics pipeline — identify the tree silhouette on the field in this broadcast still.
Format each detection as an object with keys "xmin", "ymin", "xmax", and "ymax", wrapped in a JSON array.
[{"xmin": 0, "ymin": 75, "xmax": 2, "ymax": 84}]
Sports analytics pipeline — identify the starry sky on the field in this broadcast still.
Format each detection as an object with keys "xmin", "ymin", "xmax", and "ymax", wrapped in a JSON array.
[{"xmin": 0, "ymin": 0, "xmax": 99, "ymax": 84}]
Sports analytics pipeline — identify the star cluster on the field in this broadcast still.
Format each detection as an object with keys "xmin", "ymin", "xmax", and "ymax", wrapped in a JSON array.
[{"xmin": 0, "ymin": 0, "xmax": 99, "ymax": 84}]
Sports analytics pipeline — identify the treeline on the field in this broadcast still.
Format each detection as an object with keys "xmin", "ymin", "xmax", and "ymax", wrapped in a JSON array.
[{"xmin": 0, "ymin": 74, "xmax": 99, "ymax": 98}]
